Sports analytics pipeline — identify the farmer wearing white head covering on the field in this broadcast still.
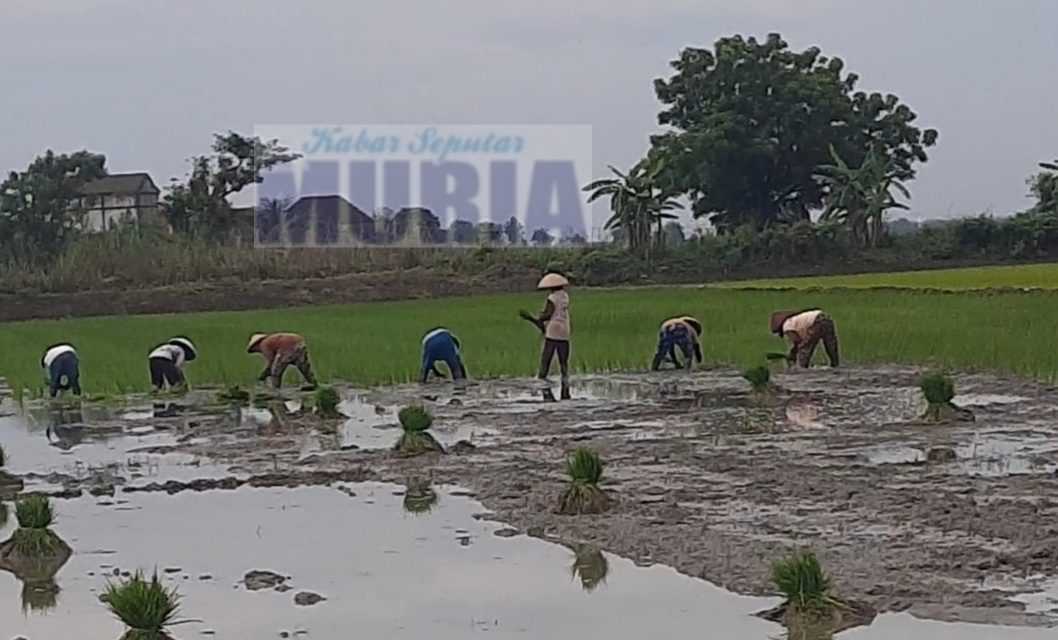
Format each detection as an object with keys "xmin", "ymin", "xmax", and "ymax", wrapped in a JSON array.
[
  {"xmin": 149, "ymin": 336, "xmax": 197, "ymax": 391},
  {"xmin": 41, "ymin": 343, "xmax": 81, "ymax": 398},
  {"xmin": 421, "ymin": 327, "xmax": 467, "ymax": 383},
  {"xmin": 535, "ymin": 272, "xmax": 572, "ymax": 400}
]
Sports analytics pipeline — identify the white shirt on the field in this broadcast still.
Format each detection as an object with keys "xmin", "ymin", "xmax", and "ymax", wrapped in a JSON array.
[
  {"xmin": 782, "ymin": 310, "xmax": 823, "ymax": 338},
  {"xmin": 545, "ymin": 290, "xmax": 571, "ymax": 341},
  {"xmin": 149, "ymin": 344, "xmax": 186, "ymax": 368},
  {"xmin": 42, "ymin": 344, "xmax": 76, "ymax": 369}
]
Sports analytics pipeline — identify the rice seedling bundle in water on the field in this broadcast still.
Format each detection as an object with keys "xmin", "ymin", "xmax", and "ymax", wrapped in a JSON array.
[
  {"xmin": 313, "ymin": 386, "xmax": 342, "ymax": 418},
  {"xmin": 394, "ymin": 406, "xmax": 444, "ymax": 456},
  {"xmin": 21, "ymin": 579, "xmax": 60, "ymax": 613},
  {"xmin": 919, "ymin": 371, "xmax": 974, "ymax": 423},
  {"xmin": 556, "ymin": 447, "xmax": 610, "ymax": 515},
  {"xmin": 742, "ymin": 365, "xmax": 772, "ymax": 393},
  {"xmin": 103, "ymin": 571, "xmax": 182, "ymax": 640},
  {"xmin": 8, "ymin": 496, "xmax": 61, "ymax": 558},
  {"xmin": 764, "ymin": 549, "xmax": 875, "ymax": 634}
]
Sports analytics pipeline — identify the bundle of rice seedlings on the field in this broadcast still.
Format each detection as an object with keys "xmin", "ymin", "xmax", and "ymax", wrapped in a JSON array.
[
  {"xmin": 403, "ymin": 478, "xmax": 439, "ymax": 515},
  {"xmin": 555, "ymin": 447, "xmax": 611, "ymax": 515},
  {"xmin": 920, "ymin": 372, "xmax": 974, "ymax": 423},
  {"xmin": 771, "ymin": 550, "xmax": 838, "ymax": 614},
  {"xmin": 394, "ymin": 406, "xmax": 444, "ymax": 456},
  {"xmin": 312, "ymin": 386, "xmax": 342, "ymax": 419},
  {"xmin": 216, "ymin": 386, "xmax": 250, "ymax": 404},
  {"xmin": 570, "ymin": 545, "xmax": 609, "ymax": 592},
  {"xmin": 103, "ymin": 571, "xmax": 183, "ymax": 640},
  {"xmin": 11, "ymin": 496, "xmax": 60, "ymax": 557},
  {"xmin": 742, "ymin": 365, "xmax": 772, "ymax": 394}
]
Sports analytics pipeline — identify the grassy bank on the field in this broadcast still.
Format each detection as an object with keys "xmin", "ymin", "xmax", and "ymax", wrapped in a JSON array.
[
  {"xmin": 2, "ymin": 286, "xmax": 1057, "ymax": 395},
  {"xmin": 720, "ymin": 262, "xmax": 1058, "ymax": 290}
]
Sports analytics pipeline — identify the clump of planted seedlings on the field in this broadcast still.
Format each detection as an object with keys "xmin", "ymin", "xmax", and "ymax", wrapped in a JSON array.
[
  {"xmin": 216, "ymin": 386, "xmax": 250, "ymax": 404},
  {"xmin": 312, "ymin": 386, "xmax": 343, "ymax": 419},
  {"xmin": 555, "ymin": 447, "xmax": 611, "ymax": 515},
  {"xmin": 742, "ymin": 364, "xmax": 773, "ymax": 394},
  {"xmin": 760, "ymin": 549, "xmax": 874, "ymax": 635},
  {"xmin": 103, "ymin": 570, "xmax": 185, "ymax": 640},
  {"xmin": 403, "ymin": 478, "xmax": 439, "ymax": 515},
  {"xmin": 0, "ymin": 495, "xmax": 72, "ymax": 582},
  {"xmin": 394, "ymin": 406, "xmax": 444, "ymax": 456},
  {"xmin": 920, "ymin": 371, "xmax": 974, "ymax": 423},
  {"xmin": 570, "ymin": 545, "xmax": 609, "ymax": 592}
]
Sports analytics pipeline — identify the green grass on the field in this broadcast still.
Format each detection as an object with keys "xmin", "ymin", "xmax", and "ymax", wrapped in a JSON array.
[
  {"xmin": 771, "ymin": 549, "xmax": 839, "ymax": 614},
  {"xmin": 719, "ymin": 262, "xmax": 1058, "ymax": 291},
  {"xmin": 15, "ymin": 495, "xmax": 54, "ymax": 529},
  {"xmin": 6, "ymin": 285, "xmax": 1058, "ymax": 393},
  {"xmin": 102, "ymin": 571, "xmax": 181, "ymax": 638}
]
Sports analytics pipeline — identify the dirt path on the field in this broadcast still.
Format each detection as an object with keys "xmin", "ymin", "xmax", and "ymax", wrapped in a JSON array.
[{"xmin": 20, "ymin": 365, "xmax": 1058, "ymax": 627}]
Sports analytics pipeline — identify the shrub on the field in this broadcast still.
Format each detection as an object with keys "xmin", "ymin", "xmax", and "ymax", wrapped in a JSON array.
[
  {"xmin": 742, "ymin": 365, "xmax": 772, "ymax": 393},
  {"xmin": 556, "ymin": 447, "xmax": 610, "ymax": 515},
  {"xmin": 394, "ymin": 406, "xmax": 443, "ymax": 456},
  {"xmin": 313, "ymin": 386, "xmax": 342, "ymax": 418},
  {"xmin": 103, "ymin": 571, "xmax": 182, "ymax": 640}
]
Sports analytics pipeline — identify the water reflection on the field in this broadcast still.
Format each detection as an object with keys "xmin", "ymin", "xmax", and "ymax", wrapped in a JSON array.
[
  {"xmin": 570, "ymin": 545, "xmax": 609, "ymax": 593},
  {"xmin": 403, "ymin": 479, "xmax": 439, "ymax": 515},
  {"xmin": 45, "ymin": 408, "xmax": 87, "ymax": 451},
  {"xmin": 0, "ymin": 503, "xmax": 7, "ymax": 529},
  {"xmin": 21, "ymin": 578, "xmax": 60, "ymax": 614}
]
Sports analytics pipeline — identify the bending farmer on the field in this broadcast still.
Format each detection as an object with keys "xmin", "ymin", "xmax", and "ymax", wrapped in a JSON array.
[
  {"xmin": 41, "ymin": 343, "xmax": 81, "ymax": 398},
  {"xmin": 421, "ymin": 328, "xmax": 467, "ymax": 382},
  {"xmin": 536, "ymin": 272, "xmax": 572, "ymax": 400},
  {"xmin": 149, "ymin": 337, "xmax": 198, "ymax": 391},
  {"xmin": 770, "ymin": 309, "xmax": 839, "ymax": 368},
  {"xmin": 652, "ymin": 316, "xmax": 703, "ymax": 370},
  {"xmin": 247, "ymin": 332, "xmax": 318, "ymax": 389}
]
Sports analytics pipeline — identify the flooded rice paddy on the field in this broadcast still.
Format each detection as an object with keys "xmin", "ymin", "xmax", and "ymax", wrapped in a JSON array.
[{"xmin": 3, "ymin": 365, "xmax": 1058, "ymax": 638}]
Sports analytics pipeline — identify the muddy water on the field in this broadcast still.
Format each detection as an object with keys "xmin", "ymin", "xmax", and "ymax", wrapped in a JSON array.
[
  {"xmin": 0, "ymin": 484, "xmax": 780, "ymax": 639},
  {"xmin": 5, "ymin": 366, "xmax": 1058, "ymax": 636}
]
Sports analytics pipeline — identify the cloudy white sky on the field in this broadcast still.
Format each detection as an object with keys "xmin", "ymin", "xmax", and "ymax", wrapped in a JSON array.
[{"xmin": 2, "ymin": 0, "xmax": 1056, "ymax": 222}]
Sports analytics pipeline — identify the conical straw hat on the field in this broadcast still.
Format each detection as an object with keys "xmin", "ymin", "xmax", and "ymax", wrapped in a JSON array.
[
  {"xmin": 537, "ymin": 273, "xmax": 569, "ymax": 289},
  {"xmin": 247, "ymin": 333, "xmax": 268, "ymax": 352}
]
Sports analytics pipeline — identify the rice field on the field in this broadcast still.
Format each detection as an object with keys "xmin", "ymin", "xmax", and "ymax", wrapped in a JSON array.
[
  {"xmin": 717, "ymin": 262, "xmax": 1058, "ymax": 291},
  {"xmin": 3, "ymin": 284, "xmax": 1058, "ymax": 395}
]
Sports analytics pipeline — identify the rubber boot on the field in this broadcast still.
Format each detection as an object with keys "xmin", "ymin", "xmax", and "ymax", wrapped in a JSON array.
[
  {"xmin": 560, "ymin": 378, "xmax": 571, "ymax": 400},
  {"xmin": 541, "ymin": 388, "xmax": 557, "ymax": 403}
]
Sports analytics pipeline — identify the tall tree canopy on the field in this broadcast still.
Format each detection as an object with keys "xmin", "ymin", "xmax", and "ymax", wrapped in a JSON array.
[
  {"xmin": 651, "ymin": 33, "xmax": 938, "ymax": 232},
  {"xmin": 0, "ymin": 150, "xmax": 107, "ymax": 266}
]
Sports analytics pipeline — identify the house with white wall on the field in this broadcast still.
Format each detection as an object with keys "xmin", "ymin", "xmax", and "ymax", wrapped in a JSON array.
[{"xmin": 77, "ymin": 172, "xmax": 161, "ymax": 231}]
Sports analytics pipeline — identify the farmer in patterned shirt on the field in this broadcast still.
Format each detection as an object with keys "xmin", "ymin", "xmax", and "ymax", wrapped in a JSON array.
[
  {"xmin": 770, "ymin": 309, "xmax": 839, "ymax": 368},
  {"xmin": 247, "ymin": 332, "xmax": 318, "ymax": 389}
]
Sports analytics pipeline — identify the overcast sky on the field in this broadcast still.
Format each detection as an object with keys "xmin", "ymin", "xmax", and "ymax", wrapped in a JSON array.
[{"xmin": 2, "ymin": 0, "xmax": 1056, "ymax": 223}]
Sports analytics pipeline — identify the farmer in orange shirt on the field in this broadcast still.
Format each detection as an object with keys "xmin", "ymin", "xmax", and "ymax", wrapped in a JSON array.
[{"xmin": 247, "ymin": 332, "xmax": 318, "ymax": 388}]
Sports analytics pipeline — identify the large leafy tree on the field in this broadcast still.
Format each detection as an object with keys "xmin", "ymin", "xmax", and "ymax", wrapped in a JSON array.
[
  {"xmin": 163, "ymin": 132, "xmax": 300, "ymax": 239},
  {"xmin": 1031, "ymin": 159, "xmax": 1058, "ymax": 214},
  {"xmin": 0, "ymin": 150, "xmax": 107, "ymax": 266},
  {"xmin": 651, "ymin": 33, "xmax": 938, "ymax": 232}
]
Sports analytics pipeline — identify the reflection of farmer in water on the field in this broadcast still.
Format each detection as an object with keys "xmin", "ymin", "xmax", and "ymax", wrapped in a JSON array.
[
  {"xmin": 247, "ymin": 333, "xmax": 318, "ymax": 389},
  {"xmin": 651, "ymin": 317, "xmax": 703, "ymax": 371},
  {"xmin": 770, "ymin": 309, "xmax": 840, "ymax": 368},
  {"xmin": 536, "ymin": 273, "xmax": 572, "ymax": 401},
  {"xmin": 420, "ymin": 328, "xmax": 467, "ymax": 383},
  {"xmin": 41, "ymin": 344, "xmax": 81, "ymax": 398},
  {"xmin": 46, "ymin": 408, "xmax": 86, "ymax": 451},
  {"xmin": 148, "ymin": 337, "xmax": 197, "ymax": 391}
]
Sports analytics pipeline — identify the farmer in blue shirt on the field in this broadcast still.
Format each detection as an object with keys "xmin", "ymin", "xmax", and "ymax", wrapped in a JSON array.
[
  {"xmin": 41, "ymin": 343, "xmax": 82, "ymax": 398},
  {"xmin": 420, "ymin": 328, "xmax": 467, "ymax": 383},
  {"xmin": 651, "ymin": 316, "xmax": 703, "ymax": 371}
]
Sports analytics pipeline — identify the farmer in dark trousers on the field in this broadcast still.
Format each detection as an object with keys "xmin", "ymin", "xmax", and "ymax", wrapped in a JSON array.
[
  {"xmin": 536, "ymin": 273, "xmax": 572, "ymax": 401},
  {"xmin": 41, "ymin": 344, "xmax": 82, "ymax": 398},
  {"xmin": 247, "ymin": 332, "xmax": 318, "ymax": 389},
  {"xmin": 652, "ymin": 316, "xmax": 703, "ymax": 370},
  {"xmin": 149, "ymin": 337, "xmax": 198, "ymax": 391},
  {"xmin": 420, "ymin": 328, "xmax": 467, "ymax": 383},
  {"xmin": 770, "ymin": 309, "xmax": 839, "ymax": 368}
]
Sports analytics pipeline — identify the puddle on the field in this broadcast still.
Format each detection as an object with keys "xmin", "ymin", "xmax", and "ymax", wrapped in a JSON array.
[
  {"xmin": 953, "ymin": 393, "xmax": 1029, "ymax": 407},
  {"xmin": 955, "ymin": 434, "xmax": 1058, "ymax": 476},
  {"xmin": 0, "ymin": 484, "xmax": 780, "ymax": 639},
  {"xmin": 337, "ymin": 395, "xmax": 499, "ymax": 451}
]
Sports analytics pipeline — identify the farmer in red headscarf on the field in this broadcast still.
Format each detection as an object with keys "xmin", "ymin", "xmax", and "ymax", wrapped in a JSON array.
[{"xmin": 770, "ymin": 309, "xmax": 839, "ymax": 368}]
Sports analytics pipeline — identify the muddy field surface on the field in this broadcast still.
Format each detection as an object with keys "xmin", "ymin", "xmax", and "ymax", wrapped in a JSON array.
[{"xmin": 7, "ymin": 365, "xmax": 1058, "ymax": 632}]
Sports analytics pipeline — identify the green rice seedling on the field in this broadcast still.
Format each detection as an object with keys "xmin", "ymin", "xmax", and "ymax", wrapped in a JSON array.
[
  {"xmin": 10, "ymin": 528, "xmax": 59, "ymax": 557},
  {"xmin": 403, "ymin": 478, "xmax": 439, "ymax": 515},
  {"xmin": 16, "ymin": 495, "xmax": 54, "ymax": 530},
  {"xmin": 743, "ymin": 365, "xmax": 772, "ymax": 394},
  {"xmin": 570, "ymin": 545, "xmax": 609, "ymax": 592},
  {"xmin": 394, "ymin": 405, "xmax": 444, "ymax": 456},
  {"xmin": 312, "ymin": 386, "xmax": 342, "ymax": 419},
  {"xmin": 919, "ymin": 371, "xmax": 974, "ymax": 423},
  {"xmin": 770, "ymin": 549, "xmax": 839, "ymax": 614},
  {"xmin": 556, "ymin": 447, "xmax": 610, "ymax": 515},
  {"xmin": 103, "ymin": 570, "xmax": 183, "ymax": 640}
]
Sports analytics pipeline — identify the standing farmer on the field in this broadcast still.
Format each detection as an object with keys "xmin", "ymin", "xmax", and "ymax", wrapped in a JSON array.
[
  {"xmin": 770, "ymin": 309, "xmax": 840, "ymax": 368},
  {"xmin": 148, "ymin": 337, "xmax": 198, "ymax": 392},
  {"xmin": 536, "ymin": 273, "xmax": 572, "ymax": 400},
  {"xmin": 420, "ymin": 327, "xmax": 467, "ymax": 383},
  {"xmin": 247, "ymin": 332, "xmax": 318, "ymax": 389},
  {"xmin": 41, "ymin": 343, "xmax": 82, "ymax": 398},
  {"xmin": 652, "ymin": 316, "xmax": 703, "ymax": 370}
]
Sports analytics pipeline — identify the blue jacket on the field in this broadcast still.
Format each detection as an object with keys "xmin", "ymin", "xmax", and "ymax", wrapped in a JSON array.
[{"xmin": 421, "ymin": 328, "xmax": 466, "ymax": 382}]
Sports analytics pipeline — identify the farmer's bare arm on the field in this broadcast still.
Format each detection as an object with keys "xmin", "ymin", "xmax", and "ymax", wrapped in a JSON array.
[{"xmin": 538, "ymin": 300, "xmax": 555, "ymax": 323}]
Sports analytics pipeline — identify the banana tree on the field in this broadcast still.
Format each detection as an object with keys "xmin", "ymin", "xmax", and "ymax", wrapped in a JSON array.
[
  {"xmin": 816, "ymin": 146, "xmax": 909, "ymax": 248},
  {"xmin": 583, "ymin": 160, "xmax": 682, "ymax": 258}
]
